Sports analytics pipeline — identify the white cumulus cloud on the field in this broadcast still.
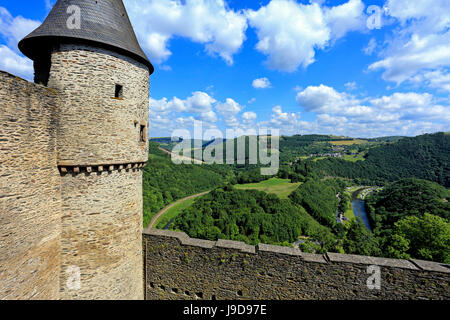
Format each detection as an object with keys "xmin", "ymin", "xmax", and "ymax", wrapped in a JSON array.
[
  {"xmin": 296, "ymin": 84, "xmax": 369, "ymax": 117},
  {"xmin": 124, "ymin": 0, "xmax": 247, "ymax": 65},
  {"xmin": 0, "ymin": 7, "xmax": 40, "ymax": 48},
  {"xmin": 296, "ymin": 85, "xmax": 450, "ymax": 132},
  {"xmin": 0, "ymin": 7, "xmax": 40, "ymax": 80},
  {"xmin": 324, "ymin": 0, "xmax": 366, "ymax": 40},
  {"xmin": 252, "ymin": 77, "xmax": 271, "ymax": 89},
  {"xmin": 0, "ymin": 45, "xmax": 33, "ymax": 79},
  {"xmin": 150, "ymin": 91, "xmax": 217, "ymax": 117},
  {"xmin": 242, "ymin": 111, "xmax": 257, "ymax": 124},
  {"xmin": 368, "ymin": 0, "xmax": 450, "ymax": 91},
  {"xmin": 270, "ymin": 105, "xmax": 300, "ymax": 127},
  {"xmin": 246, "ymin": 0, "xmax": 366, "ymax": 72},
  {"xmin": 216, "ymin": 98, "xmax": 243, "ymax": 115}
]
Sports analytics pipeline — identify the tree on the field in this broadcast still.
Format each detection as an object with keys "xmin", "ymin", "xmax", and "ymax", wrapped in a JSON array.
[
  {"xmin": 385, "ymin": 213, "xmax": 450, "ymax": 263},
  {"xmin": 172, "ymin": 187, "xmax": 336, "ymax": 248},
  {"xmin": 342, "ymin": 218, "xmax": 381, "ymax": 256}
]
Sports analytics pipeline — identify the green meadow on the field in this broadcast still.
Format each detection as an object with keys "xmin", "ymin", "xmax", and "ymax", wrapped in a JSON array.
[
  {"xmin": 234, "ymin": 178, "xmax": 302, "ymax": 199},
  {"xmin": 155, "ymin": 198, "xmax": 197, "ymax": 229}
]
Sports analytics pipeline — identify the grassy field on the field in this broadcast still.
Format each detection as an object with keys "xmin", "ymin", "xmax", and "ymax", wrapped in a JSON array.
[
  {"xmin": 330, "ymin": 139, "xmax": 367, "ymax": 145},
  {"xmin": 155, "ymin": 197, "xmax": 197, "ymax": 229},
  {"xmin": 342, "ymin": 153, "xmax": 366, "ymax": 162},
  {"xmin": 344, "ymin": 201, "xmax": 356, "ymax": 222},
  {"xmin": 341, "ymin": 192, "xmax": 356, "ymax": 226},
  {"xmin": 312, "ymin": 156, "xmax": 328, "ymax": 162},
  {"xmin": 234, "ymin": 178, "xmax": 301, "ymax": 199}
]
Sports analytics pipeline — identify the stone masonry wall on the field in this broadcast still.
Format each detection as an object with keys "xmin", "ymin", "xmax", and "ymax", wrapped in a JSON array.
[
  {"xmin": 144, "ymin": 229, "xmax": 450, "ymax": 300},
  {"xmin": 59, "ymin": 168, "xmax": 144, "ymax": 300},
  {"xmin": 0, "ymin": 71, "xmax": 61, "ymax": 300},
  {"xmin": 46, "ymin": 44, "xmax": 149, "ymax": 300},
  {"xmin": 48, "ymin": 44, "xmax": 150, "ymax": 165}
]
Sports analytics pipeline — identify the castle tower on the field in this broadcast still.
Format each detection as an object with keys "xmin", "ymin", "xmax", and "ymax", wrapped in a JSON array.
[{"xmin": 19, "ymin": 0, "xmax": 153, "ymax": 299}]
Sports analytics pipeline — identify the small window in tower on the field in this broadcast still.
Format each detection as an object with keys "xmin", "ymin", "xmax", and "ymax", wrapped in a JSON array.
[
  {"xmin": 140, "ymin": 124, "xmax": 146, "ymax": 143},
  {"xmin": 115, "ymin": 84, "xmax": 123, "ymax": 98}
]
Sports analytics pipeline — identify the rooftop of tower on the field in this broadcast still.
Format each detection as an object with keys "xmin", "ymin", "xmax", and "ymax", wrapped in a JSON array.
[{"xmin": 18, "ymin": 0, "xmax": 154, "ymax": 74}]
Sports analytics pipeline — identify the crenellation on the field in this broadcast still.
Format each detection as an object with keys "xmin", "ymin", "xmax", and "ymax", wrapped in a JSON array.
[
  {"xmin": 411, "ymin": 259, "xmax": 450, "ymax": 274},
  {"xmin": 301, "ymin": 252, "xmax": 328, "ymax": 264},
  {"xmin": 326, "ymin": 252, "xmax": 419, "ymax": 270},
  {"xmin": 58, "ymin": 162, "xmax": 147, "ymax": 175},
  {"xmin": 181, "ymin": 238, "xmax": 216, "ymax": 249},
  {"xmin": 216, "ymin": 239, "xmax": 256, "ymax": 254},
  {"xmin": 143, "ymin": 229, "xmax": 450, "ymax": 300},
  {"xmin": 258, "ymin": 243, "xmax": 302, "ymax": 256}
]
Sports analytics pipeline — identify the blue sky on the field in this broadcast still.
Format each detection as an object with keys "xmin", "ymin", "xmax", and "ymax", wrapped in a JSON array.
[{"xmin": 0, "ymin": 0, "xmax": 448, "ymax": 138}]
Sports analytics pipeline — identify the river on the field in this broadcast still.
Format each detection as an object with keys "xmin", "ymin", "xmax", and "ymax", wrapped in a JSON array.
[{"xmin": 351, "ymin": 199, "xmax": 372, "ymax": 231}]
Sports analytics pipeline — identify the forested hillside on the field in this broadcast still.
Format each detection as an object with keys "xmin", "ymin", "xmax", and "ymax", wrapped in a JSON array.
[
  {"xmin": 172, "ymin": 187, "xmax": 337, "ymax": 251},
  {"xmin": 365, "ymin": 178, "xmax": 450, "ymax": 263},
  {"xmin": 146, "ymin": 132, "xmax": 450, "ymax": 263},
  {"xmin": 279, "ymin": 135, "xmax": 334, "ymax": 162},
  {"xmin": 309, "ymin": 133, "xmax": 450, "ymax": 187},
  {"xmin": 366, "ymin": 178, "xmax": 450, "ymax": 234},
  {"xmin": 142, "ymin": 142, "xmax": 233, "ymax": 226},
  {"xmin": 289, "ymin": 179, "xmax": 340, "ymax": 229}
]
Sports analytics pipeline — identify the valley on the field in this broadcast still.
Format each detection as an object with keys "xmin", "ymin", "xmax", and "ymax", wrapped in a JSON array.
[{"xmin": 144, "ymin": 132, "xmax": 450, "ymax": 263}]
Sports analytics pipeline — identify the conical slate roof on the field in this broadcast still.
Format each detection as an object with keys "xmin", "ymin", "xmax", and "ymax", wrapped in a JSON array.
[{"xmin": 19, "ymin": 0, "xmax": 153, "ymax": 74}]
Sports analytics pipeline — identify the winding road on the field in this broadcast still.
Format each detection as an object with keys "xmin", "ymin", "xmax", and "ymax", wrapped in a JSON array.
[
  {"xmin": 158, "ymin": 146, "xmax": 204, "ymax": 165},
  {"xmin": 144, "ymin": 191, "xmax": 210, "ymax": 231}
]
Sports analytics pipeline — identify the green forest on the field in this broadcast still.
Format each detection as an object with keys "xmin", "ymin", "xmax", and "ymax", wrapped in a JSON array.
[
  {"xmin": 142, "ymin": 142, "xmax": 233, "ymax": 226},
  {"xmin": 171, "ymin": 186, "xmax": 336, "ymax": 252},
  {"xmin": 307, "ymin": 132, "xmax": 449, "ymax": 187},
  {"xmin": 365, "ymin": 178, "xmax": 450, "ymax": 263},
  {"xmin": 143, "ymin": 132, "xmax": 450, "ymax": 263}
]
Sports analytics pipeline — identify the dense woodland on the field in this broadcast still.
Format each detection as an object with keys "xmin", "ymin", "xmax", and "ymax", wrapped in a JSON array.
[
  {"xmin": 365, "ymin": 178, "xmax": 450, "ymax": 263},
  {"xmin": 142, "ymin": 142, "xmax": 233, "ymax": 226},
  {"xmin": 279, "ymin": 135, "xmax": 334, "ymax": 163},
  {"xmin": 172, "ymin": 187, "xmax": 337, "ymax": 252},
  {"xmin": 144, "ymin": 133, "xmax": 450, "ymax": 263},
  {"xmin": 308, "ymin": 133, "xmax": 450, "ymax": 187}
]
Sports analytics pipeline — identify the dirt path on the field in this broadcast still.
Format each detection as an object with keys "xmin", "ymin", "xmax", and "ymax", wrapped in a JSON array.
[
  {"xmin": 144, "ymin": 191, "xmax": 210, "ymax": 231},
  {"xmin": 158, "ymin": 146, "xmax": 204, "ymax": 164}
]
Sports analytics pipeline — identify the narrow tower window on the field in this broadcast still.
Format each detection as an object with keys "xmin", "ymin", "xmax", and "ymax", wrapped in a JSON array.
[
  {"xmin": 140, "ymin": 124, "xmax": 146, "ymax": 143},
  {"xmin": 115, "ymin": 84, "xmax": 123, "ymax": 98}
]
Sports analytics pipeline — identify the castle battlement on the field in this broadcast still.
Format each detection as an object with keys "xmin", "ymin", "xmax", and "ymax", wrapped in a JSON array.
[
  {"xmin": 143, "ymin": 229, "xmax": 450, "ymax": 300},
  {"xmin": 0, "ymin": 0, "xmax": 152, "ymax": 300}
]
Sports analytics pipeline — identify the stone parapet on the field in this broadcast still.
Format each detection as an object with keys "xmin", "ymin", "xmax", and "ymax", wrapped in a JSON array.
[{"xmin": 143, "ymin": 229, "xmax": 450, "ymax": 300}]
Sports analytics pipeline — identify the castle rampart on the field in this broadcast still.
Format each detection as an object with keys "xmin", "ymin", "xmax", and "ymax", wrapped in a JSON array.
[
  {"xmin": 0, "ymin": 71, "xmax": 61, "ymax": 299},
  {"xmin": 1, "ymin": 0, "xmax": 151, "ymax": 300},
  {"xmin": 143, "ymin": 229, "xmax": 450, "ymax": 300}
]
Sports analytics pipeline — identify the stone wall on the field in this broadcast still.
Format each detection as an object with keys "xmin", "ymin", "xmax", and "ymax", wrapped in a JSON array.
[
  {"xmin": 59, "ymin": 168, "xmax": 144, "ymax": 300},
  {"xmin": 143, "ymin": 229, "xmax": 450, "ymax": 300},
  {"xmin": 48, "ymin": 44, "xmax": 150, "ymax": 165},
  {"xmin": 46, "ymin": 44, "xmax": 149, "ymax": 300},
  {"xmin": 0, "ymin": 71, "xmax": 61, "ymax": 299},
  {"xmin": 44, "ymin": 44, "xmax": 149, "ymax": 299}
]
